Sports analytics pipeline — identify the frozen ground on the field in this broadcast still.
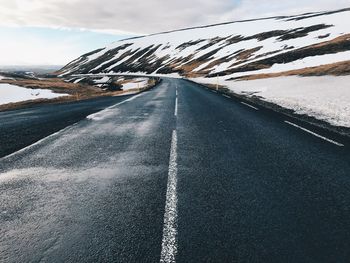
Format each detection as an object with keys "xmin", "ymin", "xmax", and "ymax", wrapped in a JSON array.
[
  {"xmin": 193, "ymin": 76, "xmax": 350, "ymax": 128},
  {"xmin": 121, "ymin": 78, "xmax": 148, "ymax": 91},
  {"xmin": 0, "ymin": 75, "xmax": 15, "ymax": 81},
  {"xmin": 0, "ymin": 83, "xmax": 69, "ymax": 105}
]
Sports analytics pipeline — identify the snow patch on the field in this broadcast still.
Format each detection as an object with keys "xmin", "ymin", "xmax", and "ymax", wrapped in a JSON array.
[
  {"xmin": 0, "ymin": 84, "xmax": 69, "ymax": 105},
  {"xmin": 93, "ymin": 76, "xmax": 111, "ymax": 84},
  {"xmin": 121, "ymin": 78, "xmax": 148, "ymax": 91},
  {"xmin": 207, "ymin": 76, "xmax": 350, "ymax": 128}
]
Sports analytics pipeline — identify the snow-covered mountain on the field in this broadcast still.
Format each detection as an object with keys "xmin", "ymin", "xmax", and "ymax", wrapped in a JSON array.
[{"xmin": 58, "ymin": 8, "xmax": 350, "ymax": 80}]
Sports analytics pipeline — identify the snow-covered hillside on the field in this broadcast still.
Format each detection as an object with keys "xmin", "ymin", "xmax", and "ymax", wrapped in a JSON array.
[{"xmin": 59, "ymin": 8, "xmax": 350, "ymax": 80}]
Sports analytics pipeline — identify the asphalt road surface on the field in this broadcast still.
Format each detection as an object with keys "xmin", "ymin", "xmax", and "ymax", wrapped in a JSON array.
[
  {"xmin": 0, "ymin": 95, "xmax": 136, "ymax": 158},
  {"xmin": 0, "ymin": 78, "xmax": 349, "ymax": 262}
]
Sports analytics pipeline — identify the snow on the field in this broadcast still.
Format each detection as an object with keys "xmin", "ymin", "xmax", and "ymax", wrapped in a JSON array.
[
  {"xmin": 72, "ymin": 72, "xmax": 182, "ymax": 81},
  {"xmin": 227, "ymin": 50, "xmax": 350, "ymax": 79},
  {"xmin": 0, "ymin": 75, "xmax": 14, "ymax": 81},
  {"xmin": 121, "ymin": 78, "xmax": 148, "ymax": 90},
  {"xmin": 61, "ymin": 8, "xmax": 350, "ymax": 78},
  {"xmin": 200, "ymin": 76, "xmax": 350, "ymax": 128},
  {"xmin": 59, "ymin": 9, "xmax": 350, "ymax": 129},
  {"xmin": 0, "ymin": 84, "xmax": 69, "ymax": 105},
  {"xmin": 73, "ymin": 78, "xmax": 84, "ymax": 83},
  {"xmin": 93, "ymin": 76, "xmax": 111, "ymax": 84}
]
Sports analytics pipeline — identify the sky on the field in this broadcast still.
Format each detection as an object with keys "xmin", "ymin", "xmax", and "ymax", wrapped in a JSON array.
[{"xmin": 0, "ymin": 0, "xmax": 349, "ymax": 66}]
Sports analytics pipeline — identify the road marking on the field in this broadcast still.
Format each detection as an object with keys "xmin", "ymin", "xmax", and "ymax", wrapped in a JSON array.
[
  {"xmin": 174, "ymin": 97, "xmax": 178, "ymax": 117},
  {"xmin": 124, "ymin": 92, "xmax": 145, "ymax": 102},
  {"xmin": 106, "ymin": 100, "xmax": 127, "ymax": 110},
  {"xmin": 160, "ymin": 130, "xmax": 178, "ymax": 263},
  {"xmin": 241, "ymin": 102, "xmax": 259, "ymax": 110},
  {"xmin": 1, "ymin": 122, "xmax": 80, "ymax": 160},
  {"xmin": 1, "ymin": 93, "xmax": 144, "ymax": 160},
  {"xmin": 222, "ymin": 94, "xmax": 231, "ymax": 99},
  {"xmin": 88, "ymin": 92, "xmax": 146, "ymax": 120},
  {"xmin": 284, "ymin": 121, "xmax": 344, "ymax": 147},
  {"xmin": 88, "ymin": 101, "xmax": 127, "ymax": 119}
]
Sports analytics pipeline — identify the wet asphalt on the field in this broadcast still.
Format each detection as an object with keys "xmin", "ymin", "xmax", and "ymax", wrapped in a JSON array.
[
  {"xmin": 0, "ymin": 78, "xmax": 350, "ymax": 262},
  {"xmin": 0, "ymin": 95, "xmax": 135, "ymax": 158}
]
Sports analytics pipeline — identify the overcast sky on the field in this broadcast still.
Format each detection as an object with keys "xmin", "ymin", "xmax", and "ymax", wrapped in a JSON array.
[{"xmin": 0, "ymin": 0, "xmax": 349, "ymax": 66}]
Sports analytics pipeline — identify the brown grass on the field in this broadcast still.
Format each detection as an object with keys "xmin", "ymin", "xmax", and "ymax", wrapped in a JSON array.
[
  {"xmin": 230, "ymin": 60, "xmax": 350, "ymax": 81},
  {"xmin": 177, "ymin": 60, "xmax": 207, "ymax": 78},
  {"xmin": 211, "ymin": 34, "xmax": 350, "ymax": 78},
  {"xmin": 0, "ymin": 78, "xmax": 102, "ymax": 96},
  {"xmin": 0, "ymin": 76, "xmax": 157, "ymax": 112},
  {"xmin": 163, "ymin": 55, "xmax": 210, "ymax": 77},
  {"xmin": 235, "ymin": 47, "xmax": 263, "ymax": 61},
  {"xmin": 310, "ymin": 33, "xmax": 350, "ymax": 48}
]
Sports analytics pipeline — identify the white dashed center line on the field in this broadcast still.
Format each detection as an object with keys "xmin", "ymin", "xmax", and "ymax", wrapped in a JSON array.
[
  {"xmin": 174, "ymin": 97, "xmax": 178, "ymax": 117},
  {"xmin": 160, "ymin": 130, "xmax": 178, "ymax": 263},
  {"xmin": 175, "ymin": 86, "xmax": 178, "ymax": 117}
]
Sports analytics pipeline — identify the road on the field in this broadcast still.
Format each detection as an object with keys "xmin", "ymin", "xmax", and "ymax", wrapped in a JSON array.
[
  {"xmin": 0, "ymin": 95, "xmax": 137, "ymax": 158},
  {"xmin": 0, "ymin": 78, "xmax": 350, "ymax": 262}
]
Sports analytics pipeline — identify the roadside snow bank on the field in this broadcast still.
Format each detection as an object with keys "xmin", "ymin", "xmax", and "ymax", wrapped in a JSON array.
[
  {"xmin": 121, "ymin": 78, "xmax": 148, "ymax": 91},
  {"xmin": 194, "ymin": 76, "xmax": 350, "ymax": 128},
  {"xmin": 0, "ymin": 75, "xmax": 14, "ymax": 80},
  {"xmin": 0, "ymin": 83, "xmax": 69, "ymax": 105}
]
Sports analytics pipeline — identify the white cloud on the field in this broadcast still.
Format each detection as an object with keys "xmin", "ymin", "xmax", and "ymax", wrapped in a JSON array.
[
  {"xmin": 225, "ymin": 0, "xmax": 350, "ymax": 20},
  {"xmin": 0, "ymin": 0, "xmax": 236, "ymax": 34},
  {"xmin": 0, "ymin": 26, "xmax": 125, "ymax": 66},
  {"xmin": 1, "ymin": 0, "xmax": 348, "ymax": 35},
  {"xmin": 0, "ymin": 0, "xmax": 349, "ymax": 65},
  {"xmin": 0, "ymin": 33, "xmax": 82, "ymax": 65}
]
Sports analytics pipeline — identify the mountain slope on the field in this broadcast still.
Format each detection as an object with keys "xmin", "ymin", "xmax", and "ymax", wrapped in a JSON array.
[{"xmin": 58, "ymin": 8, "xmax": 350, "ymax": 80}]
